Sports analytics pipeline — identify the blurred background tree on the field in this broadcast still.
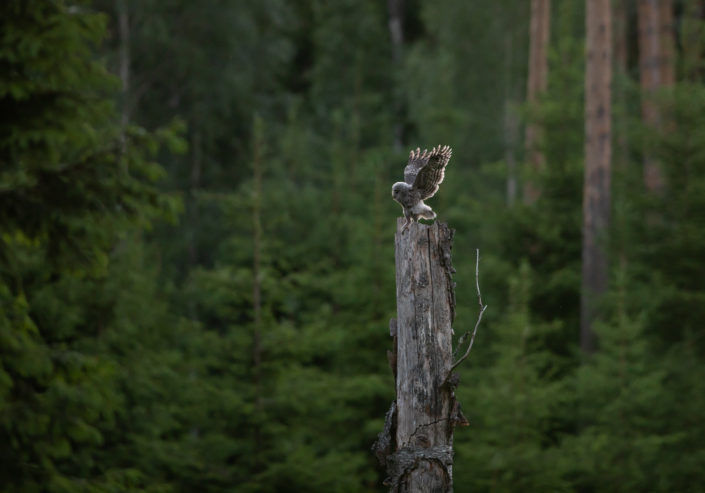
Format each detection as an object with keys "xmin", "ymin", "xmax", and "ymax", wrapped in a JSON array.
[{"xmin": 2, "ymin": 0, "xmax": 705, "ymax": 491}]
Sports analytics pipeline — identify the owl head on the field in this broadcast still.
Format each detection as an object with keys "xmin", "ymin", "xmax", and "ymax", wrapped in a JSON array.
[{"xmin": 391, "ymin": 181, "xmax": 411, "ymax": 200}]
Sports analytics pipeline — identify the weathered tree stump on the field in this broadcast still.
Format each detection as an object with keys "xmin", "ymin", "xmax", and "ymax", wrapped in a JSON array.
[{"xmin": 374, "ymin": 219, "xmax": 464, "ymax": 492}]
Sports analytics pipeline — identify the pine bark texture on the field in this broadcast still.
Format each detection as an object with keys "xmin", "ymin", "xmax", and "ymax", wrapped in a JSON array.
[
  {"xmin": 582, "ymin": 0, "xmax": 612, "ymax": 353},
  {"xmin": 374, "ymin": 220, "xmax": 463, "ymax": 492},
  {"xmin": 524, "ymin": 0, "xmax": 550, "ymax": 204}
]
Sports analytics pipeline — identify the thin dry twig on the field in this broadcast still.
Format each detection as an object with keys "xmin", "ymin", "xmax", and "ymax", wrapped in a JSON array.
[{"xmin": 449, "ymin": 248, "xmax": 487, "ymax": 373}]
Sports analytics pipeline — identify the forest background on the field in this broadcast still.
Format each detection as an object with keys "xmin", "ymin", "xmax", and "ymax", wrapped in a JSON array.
[{"xmin": 2, "ymin": 0, "xmax": 705, "ymax": 491}]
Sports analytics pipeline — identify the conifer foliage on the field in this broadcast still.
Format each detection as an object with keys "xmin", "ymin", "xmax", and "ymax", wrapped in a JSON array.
[
  {"xmin": 0, "ymin": 1, "xmax": 177, "ymax": 490},
  {"xmin": 2, "ymin": 1, "xmax": 705, "ymax": 491}
]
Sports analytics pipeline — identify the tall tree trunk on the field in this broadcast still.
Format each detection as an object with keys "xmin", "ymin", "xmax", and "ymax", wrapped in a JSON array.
[
  {"xmin": 251, "ymin": 115, "xmax": 265, "ymax": 467},
  {"xmin": 116, "ymin": 0, "xmax": 130, "ymax": 163},
  {"xmin": 524, "ymin": 0, "xmax": 550, "ymax": 204},
  {"xmin": 582, "ymin": 0, "xmax": 612, "ymax": 353},
  {"xmin": 187, "ymin": 129, "xmax": 202, "ymax": 265},
  {"xmin": 614, "ymin": 0, "xmax": 628, "ymax": 75},
  {"xmin": 388, "ymin": 0, "xmax": 405, "ymax": 151},
  {"xmin": 116, "ymin": 0, "xmax": 129, "ymax": 126},
  {"xmin": 613, "ymin": 0, "xmax": 630, "ymax": 273},
  {"xmin": 638, "ymin": 0, "xmax": 673, "ymax": 192},
  {"xmin": 659, "ymin": 0, "xmax": 675, "ymax": 88},
  {"xmin": 387, "ymin": 0, "xmax": 404, "ymax": 59},
  {"xmin": 614, "ymin": 0, "xmax": 629, "ymax": 171},
  {"xmin": 374, "ymin": 220, "xmax": 462, "ymax": 492},
  {"xmin": 504, "ymin": 32, "xmax": 519, "ymax": 206},
  {"xmin": 682, "ymin": 0, "xmax": 705, "ymax": 81}
]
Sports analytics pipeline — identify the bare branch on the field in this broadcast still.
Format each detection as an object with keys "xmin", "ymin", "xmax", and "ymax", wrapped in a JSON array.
[{"xmin": 449, "ymin": 249, "xmax": 487, "ymax": 373}]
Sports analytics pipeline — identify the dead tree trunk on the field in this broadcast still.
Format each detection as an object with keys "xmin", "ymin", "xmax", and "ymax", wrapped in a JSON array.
[{"xmin": 374, "ymin": 219, "xmax": 466, "ymax": 492}]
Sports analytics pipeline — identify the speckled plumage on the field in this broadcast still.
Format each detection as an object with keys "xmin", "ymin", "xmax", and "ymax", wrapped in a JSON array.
[{"xmin": 391, "ymin": 145, "xmax": 452, "ymax": 232}]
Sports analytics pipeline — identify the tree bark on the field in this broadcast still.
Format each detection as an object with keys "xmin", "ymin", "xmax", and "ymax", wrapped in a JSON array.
[
  {"xmin": 251, "ymin": 115, "xmax": 265, "ymax": 470},
  {"xmin": 613, "ymin": 0, "xmax": 629, "ymax": 272},
  {"xmin": 682, "ymin": 0, "xmax": 705, "ymax": 81},
  {"xmin": 614, "ymin": 0, "xmax": 628, "ymax": 75},
  {"xmin": 116, "ymin": 0, "xmax": 130, "ymax": 164},
  {"xmin": 523, "ymin": 0, "xmax": 550, "ymax": 204},
  {"xmin": 388, "ymin": 0, "xmax": 405, "ymax": 151},
  {"xmin": 116, "ymin": 0, "xmax": 129, "ymax": 128},
  {"xmin": 387, "ymin": 0, "xmax": 404, "ymax": 67},
  {"xmin": 504, "ymin": 32, "xmax": 519, "ymax": 206},
  {"xmin": 582, "ymin": 0, "xmax": 612, "ymax": 353},
  {"xmin": 374, "ymin": 220, "xmax": 462, "ymax": 492},
  {"xmin": 659, "ymin": 0, "xmax": 675, "ymax": 88},
  {"xmin": 638, "ymin": 0, "xmax": 674, "ymax": 192},
  {"xmin": 187, "ymin": 129, "xmax": 202, "ymax": 265},
  {"xmin": 614, "ymin": 0, "xmax": 629, "ymax": 171},
  {"xmin": 252, "ymin": 117, "xmax": 263, "ymax": 394}
]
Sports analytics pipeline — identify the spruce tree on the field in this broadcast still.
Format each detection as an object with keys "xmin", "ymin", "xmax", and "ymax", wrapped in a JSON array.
[{"xmin": 0, "ymin": 1, "xmax": 177, "ymax": 489}]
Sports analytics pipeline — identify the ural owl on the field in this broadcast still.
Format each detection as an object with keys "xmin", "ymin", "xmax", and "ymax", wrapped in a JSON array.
[{"xmin": 392, "ymin": 145, "xmax": 452, "ymax": 232}]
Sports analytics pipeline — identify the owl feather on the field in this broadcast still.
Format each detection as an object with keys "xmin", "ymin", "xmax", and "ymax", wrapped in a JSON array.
[{"xmin": 392, "ymin": 145, "xmax": 453, "ymax": 232}]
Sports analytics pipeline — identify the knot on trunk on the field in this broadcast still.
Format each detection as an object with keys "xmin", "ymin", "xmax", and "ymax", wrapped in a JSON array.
[{"xmin": 383, "ymin": 445, "xmax": 453, "ymax": 491}]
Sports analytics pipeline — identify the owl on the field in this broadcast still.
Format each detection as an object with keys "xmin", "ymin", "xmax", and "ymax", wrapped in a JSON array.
[{"xmin": 392, "ymin": 145, "xmax": 452, "ymax": 232}]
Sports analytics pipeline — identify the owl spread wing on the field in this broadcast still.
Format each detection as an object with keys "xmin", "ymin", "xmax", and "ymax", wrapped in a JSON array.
[{"xmin": 403, "ymin": 145, "xmax": 452, "ymax": 200}]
